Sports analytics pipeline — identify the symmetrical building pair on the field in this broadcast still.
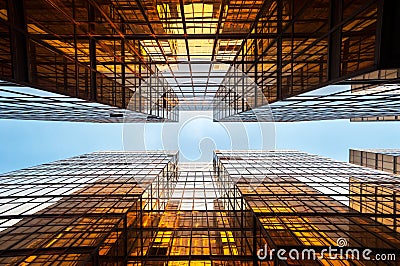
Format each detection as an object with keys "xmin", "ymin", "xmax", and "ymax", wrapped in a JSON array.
[
  {"xmin": 0, "ymin": 0, "xmax": 400, "ymax": 122},
  {"xmin": 0, "ymin": 0, "xmax": 400, "ymax": 265},
  {"xmin": 0, "ymin": 150, "xmax": 399, "ymax": 265}
]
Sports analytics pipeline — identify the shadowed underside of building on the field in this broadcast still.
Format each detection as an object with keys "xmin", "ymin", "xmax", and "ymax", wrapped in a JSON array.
[
  {"xmin": 1, "ymin": 0, "xmax": 400, "ymax": 122},
  {"xmin": 0, "ymin": 151, "xmax": 399, "ymax": 265}
]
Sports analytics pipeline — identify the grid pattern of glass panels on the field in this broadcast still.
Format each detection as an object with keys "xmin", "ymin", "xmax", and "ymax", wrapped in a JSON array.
[
  {"xmin": 0, "ymin": 151, "xmax": 178, "ymax": 264},
  {"xmin": 0, "ymin": 81, "xmax": 149, "ymax": 122},
  {"xmin": 127, "ymin": 163, "xmax": 254, "ymax": 265},
  {"xmin": 215, "ymin": 73, "xmax": 400, "ymax": 122},
  {"xmin": 351, "ymin": 116, "xmax": 400, "ymax": 122},
  {"xmin": 1, "ymin": 151, "xmax": 400, "ymax": 265},
  {"xmin": 349, "ymin": 149, "xmax": 400, "ymax": 234},
  {"xmin": 232, "ymin": 0, "xmax": 382, "ymax": 103},
  {"xmin": 214, "ymin": 150, "xmax": 400, "ymax": 264},
  {"xmin": 1, "ymin": 0, "xmax": 400, "ymax": 122},
  {"xmin": 350, "ymin": 149, "xmax": 400, "ymax": 175},
  {"xmin": 0, "ymin": 80, "xmax": 179, "ymax": 122}
]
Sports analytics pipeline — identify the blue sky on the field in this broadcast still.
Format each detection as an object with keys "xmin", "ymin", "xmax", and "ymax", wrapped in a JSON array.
[
  {"xmin": 1, "ymin": 73, "xmax": 398, "ymax": 174},
  {"xmin": 1, "ymin": 116, "xmax": 399, "ymax": 173},
  {"xmin": 123, "ymin": 111, "xmax": 274, "ymax": 162}
]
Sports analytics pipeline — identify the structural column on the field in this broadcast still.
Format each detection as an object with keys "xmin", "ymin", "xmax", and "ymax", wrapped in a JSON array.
[
  {"xmin": 327, "ymin": 0, "xmax": 343, "ymax": 80},
  {"xmin": 88, "ymin": 3, "xmax": 97, "ymax": 101},
  {"xmin": 7, "ymin": 0, "xmax": 29, "ymax": 82}
]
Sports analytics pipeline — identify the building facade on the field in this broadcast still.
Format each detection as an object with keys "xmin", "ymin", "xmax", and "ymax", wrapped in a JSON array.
[
  {"xmin": 1, "ymin": 0, "xmax": 400, "ymax": 122},
  {"xmin": 214, "ymin": 150, "xmax": 400, "ymax": 265},
  {"xmin": 349, "ymin": 149, "xmax": 400, "ymax": 234},
  {"xmin": 0, "ymin": 151, "xmax": 399, "ymax": 265},
  {"xmin": 0, "ymin": 151, "xmax": 178, "ymax": 264},
  {"xmin": 349, "ymin": 148, "xmax": 400, "ymax": 175}
]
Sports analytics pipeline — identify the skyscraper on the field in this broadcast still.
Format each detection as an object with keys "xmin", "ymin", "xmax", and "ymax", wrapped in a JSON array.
[
  {"xmin": 0, "ymin": 151, "xmax": 178, "ymax": 264},
  {"xmin": 1, "ymin": 150, "xmax": 399, "ymax": 264},
  {"xmin": 1, "ymin": 0, "xmax": 400, "ymax": 122},
  {"xmin": 0, "ymin": 1, "xmax": 399, "ymax": 265},
  {"xmin": 350, "ymin": 148, "xmax": 400, "ymax": 175},
  {"xmin": 214, "ymin": 150, "xmax": 400, "ymax": 264},
  {"xmin": 349, "ymin": 149, "xmax": 400, "ymax": 234}
]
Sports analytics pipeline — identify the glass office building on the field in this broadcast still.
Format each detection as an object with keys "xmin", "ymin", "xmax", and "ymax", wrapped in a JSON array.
[
  {"xmin": 349, "ymin": 149, "xmax": 400, "ymax": 235},
  {"xmin": 351, "ymin": 116, "xmax": 400, "ymax": 122},
  {"xmin": 1, "ymin": 0, "xmax": 400, "ymax": 122},
  {"xmin": 0, "ymin": 151, "xmax": 179, "ymax": 264},
  {"xmin": 1, "ymin": 151, "xmax": 399, "ymax": 265},
  {"xmin": 350, "ymin": 148, "xmax": 400, "ymax": 175},
  {"xmin": 349, "ymin": 175, "xmax": 399, "ymax": 235},
  {"xmin": 214, "ymin": 150, "xmax": 400, "ymax": 265}
]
